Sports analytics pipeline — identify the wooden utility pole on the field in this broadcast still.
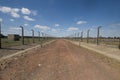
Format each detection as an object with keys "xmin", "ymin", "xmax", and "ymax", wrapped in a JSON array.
[
  {"xmin": 31, "ymin": 29, "xmax": 34, "ymax": 43},
  {"xmin": 97, "ymin": 26, "xmax": 101, "ymax": 45},
  {"xmin": 20, "ymin": 26, "xmax": 24, "ymax": 45},
  {"xmin": 87, "ymin": 29, "xmax": 90, "ymax": 43}
]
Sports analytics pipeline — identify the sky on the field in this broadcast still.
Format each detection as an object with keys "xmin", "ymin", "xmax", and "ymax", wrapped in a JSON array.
[{"xmin": 0, "ymin": 0, "xmax": 120, "ymax": 37}]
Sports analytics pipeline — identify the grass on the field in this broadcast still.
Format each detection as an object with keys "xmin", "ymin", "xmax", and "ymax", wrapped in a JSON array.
[
  {"xmin": 74, "ymin": 38, "xmax": 120, "ymax": 48},
  {"xmin": 91, "ymin": 49, "xmax": 120, "ymax": 71},
  {"xmin": 84, "ymin": 46, "xmax": 120, "ymax": 71},
  {"xmin": 72, "ymin": 41, "xmax": 120, "ymax": 71},
  {"xmin": 1, "ymin": 37, "xmax": 53, "ymax": 48}
]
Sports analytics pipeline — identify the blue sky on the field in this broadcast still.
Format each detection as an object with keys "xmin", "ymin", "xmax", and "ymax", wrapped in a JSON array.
[{"xmin": 0, "ymin": 0, "xmax": 120, "ymax": 37}]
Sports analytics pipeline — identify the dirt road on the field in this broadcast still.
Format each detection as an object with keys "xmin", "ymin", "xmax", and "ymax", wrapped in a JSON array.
[{"xmin": 0, "ymin": 39, "xmax": 120, "ymax": 80}]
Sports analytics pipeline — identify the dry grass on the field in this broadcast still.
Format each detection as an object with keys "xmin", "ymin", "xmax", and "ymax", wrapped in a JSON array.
[
  {"xmin": 1, "ymin": 38, "xmax": 51, "ymax": 48},
  {"xmin": 81, "ymin": 46, "xmax": 120, "ymax": 71}
]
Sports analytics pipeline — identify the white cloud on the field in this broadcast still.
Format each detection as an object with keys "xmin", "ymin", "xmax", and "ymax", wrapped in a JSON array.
[
  {"xmin": 0, "ymin": 6, "xmax": 37, "ymax": 18},
  {"xmin": 0, "ymin": 18, "xmax": 2, "ymax": 22},
  {"xmin": 21, "ymin": 7, "xmax": 31, "ymax": 15},
  {"xmin": 31, "ymin": 10, "xmax": 37, "ymax": 15},
  {"xmin": 12, "ymin": 8, "xmax": 20, "ymax": 12},
  {"xmin": 24, "ymin": 23, "xmax": 28, "ymax": 26},
  {"xmin": 0, "ymin": 6, "xmax": 20, "ymax": 18},
  {"xmin": 110, "ymin": 23, "xmax": 120, "ymax": 28},
  {"xmin": 67, "ymin": 27, "xmax": 79, "ymax": 31},
  {"xmin": 116, "ymin": 23, "xmax": 120, "ymax": 26},
  {"xmin": 8, "ymin": 27, "xmax": 21, "ymax": 34},
  {"xmin": 51, "ymin": 28, "xmax": 57, "ymax": 32},
  {"xmin": 76, "ymin": 21, "xmax": 87, "ymax": 25},
  {"xmin": 9, "ymin": 27, "xmax": 21, "ymax": 30},
  {"xmin": 0, "ymin": 6, "xmax": 11, "ymax": 13},
  {"xmin": 23, "ymin": 16, "xmax": 35, "ymax": 21},
  {"xmin": 11, "ymin": 12, "xmax": 20, "ymax": 18},
  {"xmin": 55, "ymin": 24, "xmax": 60, "ymax": 27},
  {"xmin": 34, "ymin": 25, "xmax": 50, "ymax": 31},
  {"xmin": 10, "ymin": 19, "xmax": 14, "ymax": 21}
]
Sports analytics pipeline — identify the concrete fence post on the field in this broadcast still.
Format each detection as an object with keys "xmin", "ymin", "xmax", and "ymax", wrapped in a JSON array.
[
  {"xmin": 38, "ymin": 31, "xmax": 40, "ymax": 42},
  {"xmin": 81, "ymin": 31, "xmax": 83, "ymax": 42},
  {"xmin": 20, "ymin": 26, "xmax": 24, "ymax": 45},
  {"xmin": 97, "ymin": 26, "xmax": 101, "ymax": 45},
  {"xmin": 0, "ymin": 21, "xmax": 2, "ymax": 48},
  {"xmin": 118, "ymin": 37, "xmax": 120, "ymax": 49},
  {"xmin": 31, "ymin": 29, "xmax": 34, "ymax": 43},
  {"xmin": 87, "ymin": 29, "xmax": 90, "ymax": 43}
]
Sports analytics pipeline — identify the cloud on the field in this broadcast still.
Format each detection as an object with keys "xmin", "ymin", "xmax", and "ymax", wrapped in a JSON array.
[
  {"xmin": 0, "ymin": 6, "xmax": 20, "ymax": 18},
  {"xmin": 116, "ymin": 23, "xmax": 120, "ymax": 26},
  {"xmin": 0, "ymin": 6, "xmax": 11, "ymax": 13},
  {"xmin": 0, "ymin": 6, "xmax": 37, "ymax": 18},
  {"xmin": 51, "ymin": 28, "xmax": 57, "ymax": 32},
  {"xmin": 55, "ymin": 24, "xmax": 60, "ymax": 27},
  {"xmin": 10, "ymin": 19, "xmax": 14, "ymax": 21},
  {"xmin": 0, "ymin": 18, "xmax": 2, "ymax": 21},
  {"xmin": 110, "ymin": 23, "xmax": 120, "ymax": 28},
  {"xmin": 34, "ymin": 25, "xmax": 50, "ymax": 31},
  {"xmin": 8, "ymin": 27, "xmax": 21, "ymax": 34},
  {"xmin": 31, "ymin": 10, "xmax": 37, "ymax": 15},
  {"xmin": 24, "ymin": 23, "xmax": 28, "ymax": 26},
  {"xmin": 9, "ymin": 27, "xmax": 21, "ymax": 30},
  {"xmin": 67, "ymin": 27, "xmax": 79, "ymax": 31},
  {"xmin": 23, "ymin": 16, "xmax": 35, "ymax": 21},
  {"xmin": 11, "ymin": 12, "xmax": 20, "ymax": 18},
  {"xmin": 12, "ymin": 8, "xmax": 20, "ymax": 12},
  {"xmin": 21, "ymin": 7, "xmax": 31, "ymax": 15},
  {"xmin": 76, "ymin": 21, "xmax": 87, "ymax": 25}
]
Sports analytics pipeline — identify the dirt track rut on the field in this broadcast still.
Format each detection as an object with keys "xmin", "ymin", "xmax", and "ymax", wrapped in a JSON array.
[{"xmin": 0, "ymin": 39, "xmax": 120, "ymax": 80}]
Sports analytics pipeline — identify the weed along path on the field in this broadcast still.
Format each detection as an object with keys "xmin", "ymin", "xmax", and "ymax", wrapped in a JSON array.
[{"xmin": 0, "ymin": 39, "xmax": 120, "ymax": 80}]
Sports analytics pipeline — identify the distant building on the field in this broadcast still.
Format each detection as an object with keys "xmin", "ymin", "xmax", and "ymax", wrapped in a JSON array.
[{"xmin": 8, "ymin": 34, "xmax": 20, "ymax": 41}]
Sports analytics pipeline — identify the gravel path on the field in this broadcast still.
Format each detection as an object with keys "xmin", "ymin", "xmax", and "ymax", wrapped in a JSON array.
[{"xmin": 0, "ymin": 39, "xmax": 120, "ymax": 80}]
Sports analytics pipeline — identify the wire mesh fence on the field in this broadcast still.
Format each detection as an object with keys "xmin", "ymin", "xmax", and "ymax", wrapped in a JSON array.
[
  {"xmin": 72, "ymin": 37, "xmax": 120, "ymax": 49},
  {"xmin": 1, "ymin": 37, "xmax": 54, "ymax": 48}
]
